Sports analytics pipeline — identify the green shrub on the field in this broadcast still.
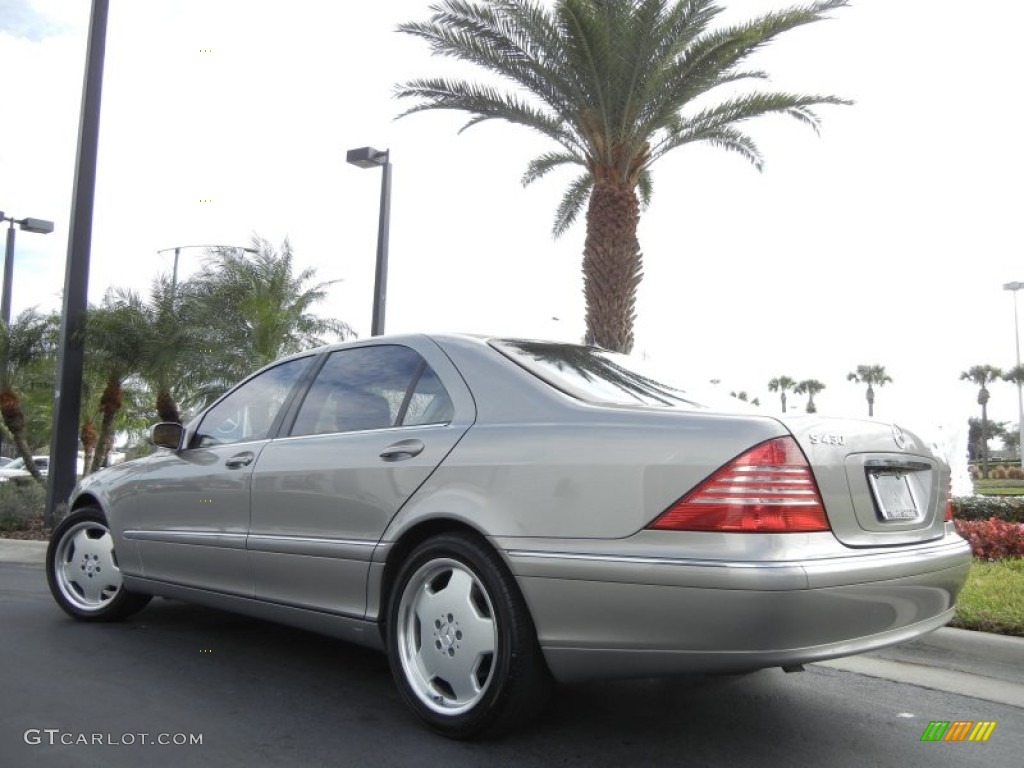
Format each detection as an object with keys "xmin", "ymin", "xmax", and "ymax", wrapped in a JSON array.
[
  {"xmin": 0, "ymin": 482, "xmax": 46, "ymax": 531},
  {"xmin": 953, "ymin": 495, "xmax": 1024, "ymax": 523}
]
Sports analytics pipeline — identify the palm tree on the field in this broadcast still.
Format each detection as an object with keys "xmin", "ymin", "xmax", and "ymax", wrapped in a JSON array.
[
  {"xmin": 396, "ymin": 0, "xmax": 850, "ymax": 352},
  {"xmin": 960, "ymin": 365, "xmax": 1002, "ymax": 478},
  {"xmin": 847, "ymin": 365, "xmax": 892, "ymax": 418},
  {"xmin": 1003, "ymin": 365, "xmax": 1024, "ymax": 461},
  {"xmin": 0, "ymin": 309, "xmax": 56, "ymax": 482},
  {"xmin": 767, "ymin": 376, "xmax": 795, "ymax": 413},
  {"xmin": 87, "ymin": 294, "xmax": 149, "ymax": 473},
  {"xmin": 794, "ymin": 379, "xmax": 825, "ymax": 413},
  {"xmin": 188, "ymin": 237, "xmax": 353, "ymax": 403}
]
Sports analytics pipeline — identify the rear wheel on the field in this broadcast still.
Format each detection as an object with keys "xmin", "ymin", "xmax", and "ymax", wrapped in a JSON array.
[
  {"xmin": 387, "ymin": 532, "xmax": 550, "ymax": 739},
  {"xmin": 46, "ymin": 507, "xmax": 151, "ymax": 621}
]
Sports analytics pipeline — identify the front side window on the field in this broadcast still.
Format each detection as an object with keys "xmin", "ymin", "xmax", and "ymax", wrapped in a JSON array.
[
  {"xmin": 290, "ymin": 345, "xmax": 454, "ymax": 437},
  {"xmin": 194, "ymin": 357, "xmax": 311, "ymax": 447}
]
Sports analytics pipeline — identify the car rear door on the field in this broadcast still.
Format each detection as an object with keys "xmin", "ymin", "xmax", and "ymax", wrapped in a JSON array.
[{"xmin": 248, "ymin": 340, "xmax": 474, "ymax": 618}]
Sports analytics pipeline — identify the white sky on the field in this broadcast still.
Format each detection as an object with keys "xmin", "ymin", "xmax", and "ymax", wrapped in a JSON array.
[{"xmin": 1, "ymin": 0, "xmax": 1022, "ymax": 460}]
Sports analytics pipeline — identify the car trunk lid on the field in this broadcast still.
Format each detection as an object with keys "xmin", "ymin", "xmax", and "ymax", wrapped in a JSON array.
[{"xmin": 780, "ymin": 415, "xmax": 948, "ymax": 547}]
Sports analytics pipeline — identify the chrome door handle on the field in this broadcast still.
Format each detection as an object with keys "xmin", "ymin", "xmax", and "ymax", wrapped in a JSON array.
[
  {"xmin": 225, "ymin": 452, "xmax": 255, "ymax": 469},
  {"xmin": 379, "ymin": 439, "xmax": 425, "ymax": 461}
]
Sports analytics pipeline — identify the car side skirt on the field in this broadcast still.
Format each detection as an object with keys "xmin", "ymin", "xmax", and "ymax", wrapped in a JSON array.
[{"xmin": 121, "ymin": 576, "xmax": 384, "ymax": 651}]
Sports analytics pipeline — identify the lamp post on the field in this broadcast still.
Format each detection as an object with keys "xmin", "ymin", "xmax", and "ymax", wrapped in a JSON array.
[
  {"xmin": 346, "ymin": 146, "xmax": 391, "ymax": 336},
  {"xmin": 1004, "ymin": 281, "xmax": 1024, "ymax": 467},
  {"xmin": 1, "ymin": 212, "xmax": 55, "ymax": 325},
  {"xmin": 156, "ymin": 244, "xmax": 258, "ymax": 295}
]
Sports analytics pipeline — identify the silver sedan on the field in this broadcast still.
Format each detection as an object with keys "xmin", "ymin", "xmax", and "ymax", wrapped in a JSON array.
[{"xmin": 47, "ymin": 334, "xmax": 971, "ymax": 738}]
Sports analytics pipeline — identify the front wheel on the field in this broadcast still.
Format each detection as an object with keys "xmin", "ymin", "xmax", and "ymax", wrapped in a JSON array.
[
  {"xmin": 387, "ymin": 532, "xmax": 550, "ymax": 739},
  {"xmin": 46, "ymin": 507, "xmax": 151, "ymax": 622}
]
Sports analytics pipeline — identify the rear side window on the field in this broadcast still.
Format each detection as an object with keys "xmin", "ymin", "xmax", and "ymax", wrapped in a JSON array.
[{"xmin": 290, "ymin": 345, "xmax": 454, "ymax": 437}]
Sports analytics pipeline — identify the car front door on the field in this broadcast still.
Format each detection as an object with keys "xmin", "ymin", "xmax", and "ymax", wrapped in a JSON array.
[
  {"xmin": 248, "ymin": 340, "xmax": 474, "ymax": 618},
  {"xmin": 125, "ymin": 356, "xmax": 313, "ymax": 596}
]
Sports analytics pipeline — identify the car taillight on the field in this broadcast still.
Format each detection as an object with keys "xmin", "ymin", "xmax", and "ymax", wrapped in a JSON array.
[
  {"xmin": 944, "ymin": 477, "xmax": 954, "ymax": 522},
  {"xmin": 648, "ymin": 436, "xmax": 830, "ymax": 533}
]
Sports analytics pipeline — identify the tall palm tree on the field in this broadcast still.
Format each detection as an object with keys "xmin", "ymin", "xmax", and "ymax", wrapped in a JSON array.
[
  {"xmin": 961, "ymin": 364, "xmax": 1002, "ymax": 478},
  {"xmin": 767, "ymin": 376, "xmax": 795, "ymax": 413},
  {"xmin": 396, "ymin": 0, "xmax": 849, "ymax": 353},
  {"xmin": 1003, "ymin": 364, "xmax": 1024, "ymax": 462},
  {"xmin": 794, "ymin": 379, "xmax": 825, "ymax": 413},
  {"xmin": 847, "ymin": 365, "xmax": 892, "ymax": 418},
  {"xmin": 0, "ymin": 309, "xmax": 56, "ymax": 482},
  {"xmin": 188, "ymin": 237, "xmax": 353, "ymax": 403}
]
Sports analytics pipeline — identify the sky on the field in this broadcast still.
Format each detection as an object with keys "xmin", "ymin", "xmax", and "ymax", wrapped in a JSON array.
[{"xmin": 1, "ymin": 0, "xmax": 1022, "ymax": 476}]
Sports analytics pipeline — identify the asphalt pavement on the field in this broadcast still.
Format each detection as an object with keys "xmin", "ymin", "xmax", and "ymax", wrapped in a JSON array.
[{"xmin": 4, "ymin": 535, "xmax": 1023, "ymax": 708}]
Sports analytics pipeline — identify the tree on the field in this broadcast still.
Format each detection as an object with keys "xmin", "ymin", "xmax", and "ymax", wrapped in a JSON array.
[
  {"xmin": 767, "ymin": 376, "xmax": 795, "ymax": 413},
  {"xmin": 966, "ymin": 417, "xmax": 1008, "ymax": 463},
  {"xmin": 188, "ymin": 237, "xmax": 353, "ymax": 404},
  {"xmin": 87, "ymin": 294, "xmax": 150, "ymax": 473},
  {"xmin": 0, "ymin": 309, "xmax": 56, "ymax": 482},
  {"xmin": 847, "ymin": 365, "xmax": 892, "ymax": 418},
  {"xmin": 960, "ymin": 365, "xmax": 1002, "ymax": 478},
  {"xmin": 396, "ymin": 0, "xmax": 849, "ymax": 352},
  {"xmin": 794, "ymin": 379, "xmax": 825, "ymax": 413}
]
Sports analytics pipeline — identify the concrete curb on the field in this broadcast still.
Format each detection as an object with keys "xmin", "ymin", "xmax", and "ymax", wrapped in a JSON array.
[
  {"xmin": 0, "ymin": 538, "xmax": 47, "ymax": 565},
  {"xmin": 907, "ymin": 626, "xmax": 1024, "ymax": 665}
]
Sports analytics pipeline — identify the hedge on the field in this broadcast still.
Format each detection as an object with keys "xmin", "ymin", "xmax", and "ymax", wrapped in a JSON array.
[{"xmin": 952, "ymin": 495, "xmax": 1024, "ymax": 523}]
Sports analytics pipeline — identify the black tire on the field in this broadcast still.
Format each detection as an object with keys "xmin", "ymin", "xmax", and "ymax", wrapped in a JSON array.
[
  {"xmin": 46, "ymin": 507, "xmax": 151, "ymax": 622},
  {"xmin": 386, "ymin": 532, "xmax": 551, "ymax": 739}
]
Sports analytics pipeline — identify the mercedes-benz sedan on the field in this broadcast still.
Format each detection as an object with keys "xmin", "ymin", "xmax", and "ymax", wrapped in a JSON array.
[{"xmin": 47, "ymin": 334, "xmax": 971, "ymax": 738}]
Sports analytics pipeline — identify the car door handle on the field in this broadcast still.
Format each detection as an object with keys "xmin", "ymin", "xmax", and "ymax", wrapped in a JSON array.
[
  {"xmin": 224, "ymin": 452, "xmax": 255, "ymax": 469},
  {"xmin": 379, "ymin": 439, "xmax": 425, "ymax": 461}
]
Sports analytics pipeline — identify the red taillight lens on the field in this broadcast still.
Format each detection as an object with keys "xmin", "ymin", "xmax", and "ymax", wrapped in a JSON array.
[
  {"xmin": 648, "ymin": 436, "xmax": 830, "ymax": 533},
  {"xmin": 944, "ymin": 477, "xmax": 954, "ymax": 522}
]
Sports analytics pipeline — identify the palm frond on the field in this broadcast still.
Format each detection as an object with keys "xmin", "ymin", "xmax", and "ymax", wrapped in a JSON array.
[
  {"xmin": 521, "ymin": 150, "xmax": 585, "ymax": 186},
  {"xmin": 553, "ymin": 172, "xmax": 593, "ymax": 238}
]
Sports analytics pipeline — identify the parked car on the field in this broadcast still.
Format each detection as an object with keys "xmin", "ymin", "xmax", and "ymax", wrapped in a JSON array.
[
  {"xmin": 46, "ymin": 334, "xmax": 972, "ymax": 738},
  {"xmin": 0, "ymin": 455, "xmax": 50, "ymax": 483}
]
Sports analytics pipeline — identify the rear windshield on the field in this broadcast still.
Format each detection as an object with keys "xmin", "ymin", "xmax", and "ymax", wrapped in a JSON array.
[{"xmin": 490, "ymin": 339, "xmax": 712, "ymax": 409}]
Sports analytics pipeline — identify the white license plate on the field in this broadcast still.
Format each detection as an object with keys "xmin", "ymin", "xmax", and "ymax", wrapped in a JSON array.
[{"xmin": 869, "ymin": 472, "xmax": 920, "ymax": 521}]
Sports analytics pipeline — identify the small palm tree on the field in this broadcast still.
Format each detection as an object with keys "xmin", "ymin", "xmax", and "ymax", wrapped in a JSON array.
[
  {"xmin": 794, "ymin": 379, "xmax": 825, "ymax": 413},
  {"xmin": 767, "ymin": 376, "xmax": 795, "ymax": 413},
  {"xmin": 188, "ymin": 237, "xmax": 353, "ymax": 403},
  {"xmin": 847, "ymin": 365, "xmax": 892, "ymax": 418},
  {"xmin": 396, "ymin": 0, "xmax": 850, "ymax": 352},
  {"xmin": 1003, "ymin": 365, "xmax": 1024, "ymax": 462},
  {"xmin": 961, "ymin": 364, "xmax": 1003, "ymax": 478},
  {"xmin": 87, "ymin": 294, "xmax": 149, "ymax": 473},
  {"xmin": 0, "ymin": 309, "xmax": 56, "ymax": 482}
]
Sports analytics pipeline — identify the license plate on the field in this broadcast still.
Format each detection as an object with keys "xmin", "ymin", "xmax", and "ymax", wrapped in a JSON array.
[{"xmin": 869, "ymin": 472, "xmax": 920, "ymax": 521}]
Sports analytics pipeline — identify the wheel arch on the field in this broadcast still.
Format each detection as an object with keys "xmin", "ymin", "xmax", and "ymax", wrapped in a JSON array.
[{"xmin": 374, "ymin": 517, "xmax": 510, "ymax": 642}]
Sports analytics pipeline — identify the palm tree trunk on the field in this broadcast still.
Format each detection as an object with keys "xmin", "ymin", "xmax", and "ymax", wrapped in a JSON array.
[
  {"xmin": 80, "ymin": 421, "xmax": 97, "ymax": 476},
  {"xmin": 0, "ymin": 389, "xmax": 43, "ymax": 483},
  {"xmin": 981, "ymin": 402, "xmax": 990, "ymax": 479},
  {"xmin": 91, "ymin": 379, "xmax": 123, "ymax": 474},
  {"xmin": 156, "ymin": 390, "xmax": 181, "ymax": 424},
  {"xmin": 867, "ymin": 385, "xmax": 875, "ymax": 417},
  {"xmin": 582, "ymin": 181, "xmax": 642, "ymax": 353}
]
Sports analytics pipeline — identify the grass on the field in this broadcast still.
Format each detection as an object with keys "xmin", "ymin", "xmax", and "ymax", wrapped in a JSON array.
[{"xmin": 952, "ymin": 558, "xmax": 1024, "ymax": 637}]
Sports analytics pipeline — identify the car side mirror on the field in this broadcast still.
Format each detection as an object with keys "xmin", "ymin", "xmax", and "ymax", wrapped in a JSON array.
[{"xmin": 149, "ymin": 422, "xmax": 184, "ymax": 450}]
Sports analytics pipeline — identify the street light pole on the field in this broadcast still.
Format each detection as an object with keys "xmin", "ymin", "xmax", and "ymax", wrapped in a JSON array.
[
  {"xmin": 1004, "ymin": 281, "xmax": 1024, "ymax": 468},
  {"xmin": 1, "ymin": 213, "xmax": 55, "ymax": 325},
  {"xmin": 346, "ymin": 146, "xmax": 392, "ymax": 336}
]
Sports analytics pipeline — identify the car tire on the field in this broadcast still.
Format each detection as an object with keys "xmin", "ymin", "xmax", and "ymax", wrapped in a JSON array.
[
  {"xmin": 387, "ymin": 532, "xmax": 551, "ymax": 739},
  {"xmin": 46, "ymin": 507, "xmax": 151, "ymax": 622}
]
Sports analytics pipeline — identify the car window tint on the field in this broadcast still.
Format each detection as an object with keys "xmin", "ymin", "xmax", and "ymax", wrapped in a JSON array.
[
  {"xmin": 195, "ymin": 357, "xmax": 311, "ymax": 447},
  {"xmin": 491, "ymin": 339, "xmax": 709, "ymax": 409},
  {"xmin": 290, "ymin": 345, "xmax": 433, "ymax": 436},
  {"xmin": 402, "ymin": 366, "xmax": 454, "ymax": 426}
]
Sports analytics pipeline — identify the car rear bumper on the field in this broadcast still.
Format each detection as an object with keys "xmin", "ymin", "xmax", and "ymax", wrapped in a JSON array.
[{"xmin": 503, "ymin": 534, "xmax": 972, "ymax": 682}]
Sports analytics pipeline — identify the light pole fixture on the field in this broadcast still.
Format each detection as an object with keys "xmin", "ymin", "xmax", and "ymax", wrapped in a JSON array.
[
  {"xmin": 1, "ymin": 211, "xmax": 55, "ymax": 325},
  {"xmin": 346, "ymin": 146, "xmax": 391, "ymax": 337},
  {"xmin": 156, "ymin": 243, "xmax": 258, "ymax": 294},
  {"xmin": 1004, "ymin": 281, "xmax": 1024, "ymax": 467}
]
